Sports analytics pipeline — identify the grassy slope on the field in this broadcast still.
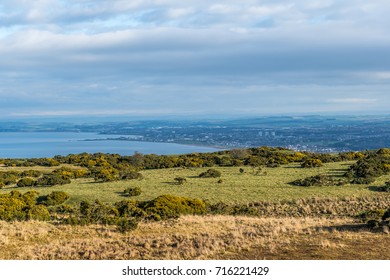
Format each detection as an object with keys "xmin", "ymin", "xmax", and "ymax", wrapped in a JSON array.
[
  {"xmin": 2, "ymin": 161, "xmax": 390, "ymax": 205},
  {"xmin": 1, "ymin": 161, "xmax": 390, "ymax": 260}
]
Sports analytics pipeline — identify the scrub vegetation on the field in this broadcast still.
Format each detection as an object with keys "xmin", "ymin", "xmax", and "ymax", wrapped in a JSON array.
[{"xmin": 0, "ymin": 147, "xmax": 389, "ymax": 259}]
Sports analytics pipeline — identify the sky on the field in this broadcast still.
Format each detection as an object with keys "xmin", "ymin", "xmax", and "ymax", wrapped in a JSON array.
[{"xmin": 1, "ymin": 0, "xmax": 390, "ymax": 119}]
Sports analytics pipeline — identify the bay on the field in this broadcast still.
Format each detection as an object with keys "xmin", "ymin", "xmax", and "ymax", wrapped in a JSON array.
[{"xmin": 0, "ymin": 132, "xmax": 219, "ymax": 159}]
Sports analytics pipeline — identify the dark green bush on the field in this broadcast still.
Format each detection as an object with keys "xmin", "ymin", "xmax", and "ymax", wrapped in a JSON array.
[
  {"xmin": 0, "ymin": 171, "xmax": 19, "ymax": 185},
  {"xmin": 17, "ymin": 178, "xmax": 36, "ymax": 188},
  {"xmin": 358, "ymin": 209, "xmax": 386, "ymax": 222},
  {"xmin": 123, "ymin": 187, "xmax": 142, "ymax": 197},
  {"xmin": 77, "ymin": 200, "xmax": 119, "ymax": 225},
  {"xmin": 119, "ymin": 170, "xmax": 143, "ymax": 180},
  {"xmin": 53, "ymin": 204, "xmax": 76, "ymax": 214},
  {"xmin": 199, "ymin": 168, "xmax": 221, "ymax": 178},
  {"xmin": 383, "ymin": 209, "xmax": 390, "ymax": 221},
  {"xmin": 116, "ymin": 217, "xmax": 138, "ymax": 233},
  {"xmin": 345, "ymin": 152, "xmax": 390, "ymax": 183},
  {"xmin": 36, "ymin": 174, "xmax": 71, "ymax": 187},
  {"xmin": 115, "ymin": 200, "xmax": 147, "ymax": 218},
  {"xmin": 41, "ymin": 191, "xmax": 70, "ymax": 206},
  {"xmin": 27, "ymin": 205, "xmax": 50, "ymax": 221},
  {"xmin": 377, "ymin": 182, "xmax": 390, "ymax": 192},
  {"xmin": 301, "ymin": 158, "xmax": 323, "ymax": 168},
  {"xmin": 290, "ymin": 174, "xmax": 346, "ymax": 187},
  {"xmin": 21, "ymin": 170, "xmax": 42, "ymax": 178},
  {"xmin": 367, "ymin": 219, "xmax": 380, "ymax": 228},
  {"xmin": 207, "ymin": 202, "xmax": 232, "ymax": 215}
]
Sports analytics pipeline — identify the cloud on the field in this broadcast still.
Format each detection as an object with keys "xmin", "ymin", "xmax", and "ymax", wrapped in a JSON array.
[{"xmin": 0, "ymin": 0, "xmax": 390, "ymax": 118}]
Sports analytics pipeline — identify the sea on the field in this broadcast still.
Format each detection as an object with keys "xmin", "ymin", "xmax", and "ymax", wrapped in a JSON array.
[{"xmin": 0, "ymin": 132, "xmax": 219, "ymax": 159}]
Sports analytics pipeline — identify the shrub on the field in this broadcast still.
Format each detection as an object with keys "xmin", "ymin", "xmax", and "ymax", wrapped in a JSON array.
[
  {"xmin": 21, "ymin": 170, "xmax": 42, "ymax": 178},
  {"xmin": 290, "ymin": 174, "xmax": 346, "ymax": 187},
  {"xmin": 119, "ymin": 170, "xmax": 143, "ymax": 180},
  {"xmin": 92, "ymin": 167, "xmax": 119, "ymax": 182},
  {"xmin": 123, "ymin": 187, "xmax": 142, "ymax": 197},
  {"xmin": 351, "ymin": 177, "xmax": 375, "ymax": 184},
  {"xmin": 383, "ymin": 209, "xmax": 390, "ymax": 221},
  {"xmin": 27, "ymin": 205, "xmax": 50, "ymax": 221},
  {"xmin": 174, "ymin": 177, "xmax": 187, "ymax": 185},
  {"xmin": 301, "ymin": 158, "xmax": 323, "ymax": 168},
  {"xmin": 41, "ymin": 191, "xmax": 70, "ymax": 206},
  {"xmin": 199, "ymin": 168, "xmax": 221, "ymax": 178},
  {"xmin": 116, "ymin": 217, "xmax": 138, "ymax": 233},
  {"xmin": 17, "ymin": 178, "xmax": 36, "ymax": 188},
  {"xmin": 77, "ymin": 200, "xmax": 119, "ymax": 225},
  {"xmin": 36, "ymin": 174, "xmax": 71, "ymax": 187},
  {"xmin": 22, "ymin": 190, "xmax": 40, "ymax": 207},
  {"xmin": 0, "ymin": 171, "xmax": 19, "ymax": 185},
  {"xmin": 345, "ymin": 153, "xmax": 390, "ymax": 183},
  {"xmin": 207, "ymin": 202, "xmax": 232, "ymax": 215},
  {"xmin": 367, "ymin": 219, "xmax": 380, "ymax": 228},
  {"xmin": 0, "ymin": 194, "xmax": 27, "ymax": 221},
  {"xmin": 377, "ymin": 181, "xmax": 390, "ymax": 192},
  {"xmin": 54, "ymin": 204, "xmax": 76, "ymax": 214},
  {"xmin": 143, "ymin": 195, "xmax": 207, "ymax": 220},
  {"xmin": 358, "ymin": 209, "xmax": 386, "ymax": 222},
  {"xmin": 115, "ymin": 200, "xmax": 147, "ymax": 218}
]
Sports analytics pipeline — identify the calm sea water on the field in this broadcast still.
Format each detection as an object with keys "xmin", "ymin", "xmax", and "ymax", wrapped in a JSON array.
[{"xmin": 0, "ymin": 132, "xmax": 219, "ymax": 158}]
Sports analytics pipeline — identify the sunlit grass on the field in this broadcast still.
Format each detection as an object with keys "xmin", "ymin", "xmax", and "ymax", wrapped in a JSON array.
[{"xmin": 3, "ymin": 161, "xmax": 389, "ymax": 205}]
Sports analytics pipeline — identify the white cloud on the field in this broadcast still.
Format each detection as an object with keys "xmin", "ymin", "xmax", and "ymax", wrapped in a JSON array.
[{"xmin": 0, "ymin": 0, "xmax": 390, "ymax": 117}]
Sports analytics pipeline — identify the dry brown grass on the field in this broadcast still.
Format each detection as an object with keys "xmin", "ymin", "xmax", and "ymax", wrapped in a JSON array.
[{"xmin": 1, "ymin": 216, "xmax": 389, "ymax": 260}]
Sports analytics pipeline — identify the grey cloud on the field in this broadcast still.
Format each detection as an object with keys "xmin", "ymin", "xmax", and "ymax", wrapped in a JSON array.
[{"xmin": 1, "ymin": 0, "xmax": 390, "ymax": 117}]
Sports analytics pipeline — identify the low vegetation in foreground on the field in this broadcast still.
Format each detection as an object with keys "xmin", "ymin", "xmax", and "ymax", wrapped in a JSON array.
[{"xmin": 0, "ymin": 147, "xmax": 390, "ymax": 259}]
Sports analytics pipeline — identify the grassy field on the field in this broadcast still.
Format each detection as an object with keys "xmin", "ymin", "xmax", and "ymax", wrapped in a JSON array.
[
  {"xmin": 1, "ymin": 160, "xmax": 389, "ymax": 260},
  {"xmin": 2, "ymin": 161, "xmax": 389, "ymax": 205}
]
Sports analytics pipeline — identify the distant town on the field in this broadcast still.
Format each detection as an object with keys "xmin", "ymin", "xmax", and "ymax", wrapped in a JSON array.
[{"xmin": 1, "ymin": 115, "xmax": 390, "ymax": 153}]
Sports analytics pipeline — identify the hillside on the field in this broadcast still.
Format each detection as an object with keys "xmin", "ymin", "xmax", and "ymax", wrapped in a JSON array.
[{"xmin": 0, "ymin": 147, "xmax": 389, "ymax": 259}]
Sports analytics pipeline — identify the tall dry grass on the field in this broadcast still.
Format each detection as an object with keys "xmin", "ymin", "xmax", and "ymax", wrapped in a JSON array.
[{"xmin": 1, "ymin": 215, "xmax": 388, "ymax": 260}]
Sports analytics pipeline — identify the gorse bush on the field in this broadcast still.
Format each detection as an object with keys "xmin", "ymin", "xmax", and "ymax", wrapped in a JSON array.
[
  {"xmin": 41, "ymin": 191, "xmax": 70, "ymax": 206},
  {"xmin": 199, "ymin": 169, "xmax": 221, "ymax": 178},
  {"xmin": 345, "ymin": 150, "xmax": 390, "ymax": 184},
  {"xmin": 0, "ymin": 191, "xmax": 50, "ymax": 222},
  {"xmin": 123, "ymin": 187, "xmax": 142, "ymax": 197},
  {"xmin": 27, "ymin": 205, "xmax": 51, "ymax": 221},
  {"xmin": 116, "ymin": 217, "xmax": 138, "ymax": 233},
  {"xmin": 301, "ymin": 158, "xmax": 323, "ymax": 168},
  {"xmin": 142, "ymin": 195, "xmax": 207, "ymax": 220},
  {"xmin": 21, "ymin": 170, "xmax": 42, "ymax": 178},
  {"xmin": 114, "ymin": 200, "xmax": 147, "ymax": 218},
  {"xmin": 17, "ymin": 178, "xmax": 36, "ymax": 188},
  {"xmin": 36, "ymin": 174, "xmax": 71, "ymax": 187},
  {"xmin": 290, "ymin": 174, "xmax": 346, "ymax": 187},
  {"xmin": 0, "ymin": 171, "xmax": 19, "ymax": 185},
  {"xmin": 119, "ymin": 170, "xmax": 143, "ymax": 180}
]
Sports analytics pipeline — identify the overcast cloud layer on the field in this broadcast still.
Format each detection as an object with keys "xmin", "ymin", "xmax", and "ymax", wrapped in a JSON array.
[{"xmin": 1, "ymin": 0, "xmax": 390, "ymax": 118}]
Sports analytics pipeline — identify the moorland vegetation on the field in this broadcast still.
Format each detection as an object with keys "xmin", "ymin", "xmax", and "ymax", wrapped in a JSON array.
[{"xmin": 0, "ymin": 147, "xmax": 389, "ymax": 259}]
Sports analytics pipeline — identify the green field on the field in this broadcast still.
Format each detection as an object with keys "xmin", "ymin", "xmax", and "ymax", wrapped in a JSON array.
[{"xmin": 3, "ymin": 161, "xmax": 389, "ymax": 206}]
